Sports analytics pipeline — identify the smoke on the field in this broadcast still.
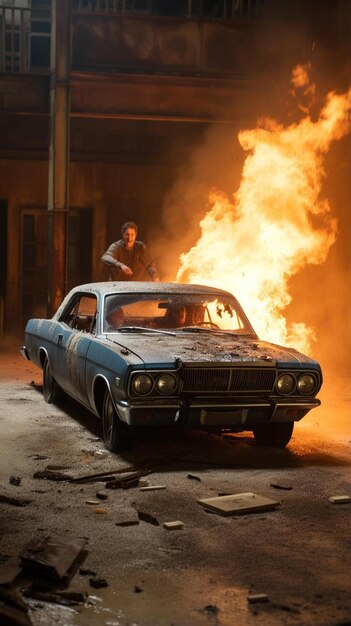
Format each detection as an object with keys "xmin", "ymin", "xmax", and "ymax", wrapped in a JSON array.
[
  {"xmin": 155, "ymin": 65, "xmax": 350, "ymax": 374},
  {"xmin": 153, "ymin": 122, "xmax": 246, "ymax": 281}
]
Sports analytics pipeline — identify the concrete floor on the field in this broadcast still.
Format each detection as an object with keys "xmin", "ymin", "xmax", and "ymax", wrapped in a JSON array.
[{"xmin": 0, "ymin": 336, "xmax": 350, "ymax": 626}]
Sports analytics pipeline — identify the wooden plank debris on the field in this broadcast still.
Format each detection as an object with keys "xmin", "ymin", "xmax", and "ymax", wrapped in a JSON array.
[
  {"xmin": 137, "ymin": 511, "xmax": 159, "ymax": 526},
  {"xmin": 163, "ymin": 521, "xmax": 184, "ymax": 530},
  {"xmin": 198, "ymin": 492, "xmax": 280, "ymax": 516},
  {"xmin": 20, "ymin": 534, "xmax": 87, "ymax": 584},
  {"xmin": 248, "ymin": 593, "xmax": 269, "ymax": 603},
  {"xmin": 328, "ymin": 495, "xmax": 351, "ymax": 504}
]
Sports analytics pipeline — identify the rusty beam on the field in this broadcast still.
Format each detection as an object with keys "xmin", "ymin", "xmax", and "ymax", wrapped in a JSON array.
[
  {"xmin": 47, "ymin": 0, "xmax": 71, "ymax": 316},
  {"xmin": 70, "ymin": 71, "xmax": 255, "ymax": 123}
]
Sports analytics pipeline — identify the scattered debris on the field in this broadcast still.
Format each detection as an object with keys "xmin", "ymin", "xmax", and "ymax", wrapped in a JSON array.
[
  {"xmin": 79, "ymin": 567, "xmax": 96, "ymax": 577},
  {"xmin": 0, "ymin": 556, "xmax": 23, "ymax": 585},
  {"xmin": 187, "ymin": 474, "xmax": 201, "ymax": 482},
  {"xmin": 0, "ymin": 494, "xmax": 31, "ymax": 507},
  {"xmin": 94, "ymin": 509, "xmax": 108, "ymax": 514},
  {"xmin": 33, "ymin": 469, "xmax": 71, "ymax": 482},
  {"xmin": 72, "ymin": 455, "xmax": 182, "ymax": 485},
  {"xmin": 115, "ymin": 520, "xmax": 140, "ymax": 527},
  {"xmin": 29, "ymin": 454, "xmax": 49, "ymax": 460},
  {"xmin": 9, "ymin": 476, "xmax": 21, "ymax": 487},
  {"xmin": 89, "ymin": 577, "xmax": 108, "ymax": 589},
  {"xmin": 96, "ymin": 492, "xmax": 108, "ymax": 501},
  {"xmin": 86, "ymin": 500, "xmax": 101, "ymax": 505},
  {"xmin": 23, "ymin": 582, "xmax": 87, "ymax": 607},
  {"xmin": 140, "ymin": 485, "xmax": 166, "ymax": 492},
  {"xmin": 271, "ymin": 602, "xmax": 300, "ymax": 614},
  {"xmin": 137, "ymin": 511, "xmax": 160, "ymax": 526},
  {"xmin": 93, "ymin": 450, "xmax": 108, "ymax": 459},
  {"xmin": 20, "ymin": 534, "xmax": 87, "ymax": 584},
  {"xmin": 134, "ymin": 585, "xmax": 143, "ymax": 593},
  {"xmin": 328, "ymin": 495, "xmax": 351, "ymax": 504},
  {"xmin": 105, "ymin": 472, "xmax": 141, "ymax": 490},
  {"xmin": 139, "ymin": 480, "xmax": 149, "ymax": 487},
  {"xmin": 163, "ymin": 521, "xmax": 184, "ymax": 531},
  {"xmin": 197, "ymin": 493, "xmax": 280, "ymax": 516},
  {"xmin": 121, "ymin": 477, "xmax": 140, "ymax": 489},
  {"xmin": 202, "ymin": 604, "xmax": 219, "ymax": 614},
  {"xmin": 0, "ymin": 586, "xmax": 33, "ymax": 625},
  {"xmin": 270, "ymin": 483, "xmax": 293, "ymax": 491},
  {"xmin": 72, "ymin": 467, "xmax": 142, "ymax": 485},
  {"xmin": 248, "ymin": 593, "xmax": 269, "ymax": 604}
]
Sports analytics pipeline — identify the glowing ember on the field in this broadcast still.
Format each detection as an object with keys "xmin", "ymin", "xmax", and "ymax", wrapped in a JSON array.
[{"xmin": 177, "ymin": 67, "xmax": 351, "ymax": 354}]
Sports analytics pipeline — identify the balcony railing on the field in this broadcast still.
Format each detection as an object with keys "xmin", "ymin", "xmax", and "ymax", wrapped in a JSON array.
[
  {"xmin": 0, "ymin": 5, "xmax": 50, "ymax": 73},
  {"xmin": 71, "ymin": 0, "xmax": 266, "ymax": 20},
  {"xmin": 0, "ymin": 0, "xmax": 266, "ymax": 74}
]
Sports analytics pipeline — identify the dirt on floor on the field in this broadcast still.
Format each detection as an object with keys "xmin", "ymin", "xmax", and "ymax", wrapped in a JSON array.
[{"xmin": 0, "ymin": 335, "xmax": 350, "ymax": 626}]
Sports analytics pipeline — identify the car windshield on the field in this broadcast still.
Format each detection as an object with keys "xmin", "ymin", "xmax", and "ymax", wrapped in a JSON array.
[{"xmin": 103, "ymin": 292, "xmax": 255, "ymax": 335}]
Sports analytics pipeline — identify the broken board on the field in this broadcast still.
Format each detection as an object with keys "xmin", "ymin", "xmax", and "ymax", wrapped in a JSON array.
[{"xmin": 198, "ymin": 492, "xmax": 280, "ymax": 516}]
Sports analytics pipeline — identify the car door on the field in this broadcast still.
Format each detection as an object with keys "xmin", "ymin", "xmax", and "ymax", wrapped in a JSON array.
[{"xmin": 52, "ymin": 293, "xmax": 97, "ymax": 404}]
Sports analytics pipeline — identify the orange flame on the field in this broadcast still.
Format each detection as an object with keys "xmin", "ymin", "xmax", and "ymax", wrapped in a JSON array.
[{"xmin": 177, "ymin": 68, "xmax": 351, "ymax": 354}]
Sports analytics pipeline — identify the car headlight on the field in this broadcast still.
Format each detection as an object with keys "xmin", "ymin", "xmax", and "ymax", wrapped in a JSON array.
[
  {"xmin": 276, "ymin": 373, "xmax": 295, "ymax": 395},
  {"xmin": 297, "ymin": 374, "xmax": 317, "ymax": 395},
  {"xmin": 156, "ymin": 373, "xmax": 178, "ymax": 395},
  {"xmin": 131, "ymin": 374, "xmax": 153, "ymax": 396}
]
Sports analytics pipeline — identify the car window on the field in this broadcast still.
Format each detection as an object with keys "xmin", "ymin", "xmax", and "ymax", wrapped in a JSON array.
[
  {"xmin": 60, "ymin": 294, "xmax": 97, "ymax": 333},
  {"xmin": 103, "ymin": 293, "xmax": 253, "ymax": 333}
]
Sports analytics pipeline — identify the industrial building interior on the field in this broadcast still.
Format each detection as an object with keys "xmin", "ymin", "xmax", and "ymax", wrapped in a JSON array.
[{"xmin": 0, "ymin": 2, "xmax": 350, "ymax": 626}]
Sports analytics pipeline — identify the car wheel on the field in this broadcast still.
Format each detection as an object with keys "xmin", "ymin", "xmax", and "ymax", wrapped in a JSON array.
[
  {"xmin": 102, "ymin": 389, "xmax": 134, "ymax": 452},
  {"xmin": 253, "ymin": 422, "xmax": 294, "ymax": 448},
  {"xmin": 43, "ymin": 357, "xmax": 62, "ymax": 404}
]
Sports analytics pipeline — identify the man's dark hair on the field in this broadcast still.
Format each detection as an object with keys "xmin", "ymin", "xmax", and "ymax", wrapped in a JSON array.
[{"xmin": 121, "ymin": 221, "xmax": 138, "ymax": 236}]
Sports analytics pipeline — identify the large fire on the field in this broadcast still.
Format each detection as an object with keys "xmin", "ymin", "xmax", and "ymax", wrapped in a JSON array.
[{"xmin": 176, "ymin": 67, "xmax": 351, "ymax": 354}]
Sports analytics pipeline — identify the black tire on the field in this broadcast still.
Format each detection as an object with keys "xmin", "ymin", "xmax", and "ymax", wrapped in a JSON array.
[
  {"xmin": 253, "ymin": 422, "xmax": 294, "ymax": 448},
  {"xmin": 43, "ymin": 357, "xmax": 62, "ymax": 404},
  {"xmin": 102, "ymin": 389, "xmax": 134, "ymax": 452}
]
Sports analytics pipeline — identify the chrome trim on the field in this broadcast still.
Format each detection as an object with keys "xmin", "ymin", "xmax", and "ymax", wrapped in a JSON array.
[
  {"xmin": 118, "ymin": 400, "xmax": 179, "ymax": 410},
  {"xmin": 20, "ymin": 346, "xmax": 30, "ymax": 360},
  {"xmin": 274, "ymin": 399, "xmax": 320, "ymax": 409},
  {"xmin": 38, "ymin": 347, "xmax": 49, "ymax": 369},
  {"xmin": 117, "ymin": 398, "xmax": 320, "ymax": 411},
  {"xmin": 92, "ymin": 374, "xmax": 115, "ymax": 418}
]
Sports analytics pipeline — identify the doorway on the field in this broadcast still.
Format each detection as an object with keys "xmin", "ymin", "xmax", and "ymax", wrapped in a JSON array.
[
  {"xmin": 0, "ymin": 200, "xmax": 7, "ymax": 336},
  {"xmin": 20, "ymin": 207, "xmax": 93, "ymax": 324}
]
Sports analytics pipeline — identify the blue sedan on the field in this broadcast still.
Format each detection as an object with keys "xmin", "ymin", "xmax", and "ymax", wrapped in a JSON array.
[{"xmin": 21, "ymin": 282, "xmax": 322, "ymax": 451}]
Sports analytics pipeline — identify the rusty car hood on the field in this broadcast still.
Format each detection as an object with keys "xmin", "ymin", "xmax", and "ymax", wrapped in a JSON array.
[{"xmin": 105, "ymin": 331, "xmax": 318, "ymax": 368}]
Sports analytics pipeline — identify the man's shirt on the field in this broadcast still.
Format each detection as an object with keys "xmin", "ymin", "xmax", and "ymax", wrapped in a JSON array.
[{"xmin": 101, "ymin": 239, "xmax": 159, "ymax": 281}]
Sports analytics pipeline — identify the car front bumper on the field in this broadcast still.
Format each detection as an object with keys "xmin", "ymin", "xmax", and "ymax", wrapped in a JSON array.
[{"xmin": 115, "ymin": 396, "xmax": 321, "ymax": 428}]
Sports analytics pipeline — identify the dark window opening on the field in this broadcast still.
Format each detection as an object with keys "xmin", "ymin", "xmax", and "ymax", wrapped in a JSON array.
[
  {"xmin": 67, "ymin": 209, "xmax": 93, "ymax": 292},
  {"xmin": 0, "ymin": 201, "xmax": 7, "ymax": 300}
]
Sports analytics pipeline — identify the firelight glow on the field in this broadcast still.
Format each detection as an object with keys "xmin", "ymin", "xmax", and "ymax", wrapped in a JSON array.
[{"xmin": 176, "ymin": 67, "xmax": 351, "ymax": 354}]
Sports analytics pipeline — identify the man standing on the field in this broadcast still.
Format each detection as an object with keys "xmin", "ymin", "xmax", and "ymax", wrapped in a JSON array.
[{"xmin": 101, "ymin": 222, "xmax": 159, "ymax": 281}]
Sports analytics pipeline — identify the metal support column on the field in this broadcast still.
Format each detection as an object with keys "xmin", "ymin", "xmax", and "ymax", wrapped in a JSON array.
[{"xmin": 47, "ymin": 0, "xmax": 71, "ymax": 316}]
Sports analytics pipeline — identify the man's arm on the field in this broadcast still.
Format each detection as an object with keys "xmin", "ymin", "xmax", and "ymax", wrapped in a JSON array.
[
  {"xmin": 101, "ymin": 242, "xmax": 122, "ymax": 268},
  {"xmin": 139, "ymin": 243, "xmax": 159, "ymax": 281},
  {"xmin": 101, "ymin": 241, "xmax": 132, "ymax": 275}
]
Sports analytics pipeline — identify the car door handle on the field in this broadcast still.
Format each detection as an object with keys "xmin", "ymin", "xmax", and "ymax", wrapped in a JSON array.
[{"xmin": 57, "ymin": 333, "xmax": 63, "ymax": 344}]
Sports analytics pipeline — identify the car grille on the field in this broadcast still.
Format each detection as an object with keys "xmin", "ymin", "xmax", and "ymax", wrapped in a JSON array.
[{"xmin": 181, "ymin": 368, "xmax": 276, "ymax": 393}]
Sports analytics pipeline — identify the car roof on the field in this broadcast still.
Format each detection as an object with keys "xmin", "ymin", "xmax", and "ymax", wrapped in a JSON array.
[{"xmin": 70, "ymin": 281, "xmax": 236, "ymax": 299}]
